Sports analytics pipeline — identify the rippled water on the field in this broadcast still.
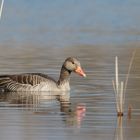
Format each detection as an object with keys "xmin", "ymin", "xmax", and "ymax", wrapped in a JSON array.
[{"xmin": 0, "ymin": 46, "xmax": 140, "ymax": 140}]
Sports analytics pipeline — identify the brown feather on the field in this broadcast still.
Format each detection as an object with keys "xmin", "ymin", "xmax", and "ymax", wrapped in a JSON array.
[{"xmin": 0, "ymin": 73, "xmax": 56, "ymax": 86}]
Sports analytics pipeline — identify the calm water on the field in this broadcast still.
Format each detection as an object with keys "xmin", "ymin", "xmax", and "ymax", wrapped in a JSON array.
[{"xmin": 0, "ymin": 46, "xmax": 140, "ymax": 140}]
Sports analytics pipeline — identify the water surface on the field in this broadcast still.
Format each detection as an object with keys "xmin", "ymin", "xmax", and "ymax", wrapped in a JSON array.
[{"xmin": 0, "ymin": 46, "xmax": 140, "ymax": 140}]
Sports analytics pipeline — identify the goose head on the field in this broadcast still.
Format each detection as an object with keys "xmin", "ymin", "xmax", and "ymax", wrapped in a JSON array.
[{"xmin": 63, "ymin": 57, "xmax": 86, "ymax": 77}]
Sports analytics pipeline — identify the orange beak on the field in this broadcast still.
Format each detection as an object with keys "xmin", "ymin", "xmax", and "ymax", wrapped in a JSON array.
[{"xmin": 75, "ymin": 66, "xmax": 86, "ymax": 77}]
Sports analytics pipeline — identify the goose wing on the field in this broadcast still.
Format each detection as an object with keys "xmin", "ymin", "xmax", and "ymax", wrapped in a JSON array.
[{"xmin": 0, "ymin": 73, "xmax": 56, "ymax": 86}]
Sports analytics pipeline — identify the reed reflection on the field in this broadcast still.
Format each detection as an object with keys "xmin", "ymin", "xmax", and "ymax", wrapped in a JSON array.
[{"xmin": 114, "ymin": 117, "xmax": 124, "ymax": 140}]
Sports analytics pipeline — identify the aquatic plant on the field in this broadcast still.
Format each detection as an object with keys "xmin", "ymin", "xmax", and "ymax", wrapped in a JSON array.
[
  {"xmin": 0, "ymin": 0, "xmax": 4, "ymax": 20},
  {"xmin": 112, "ymin": 51, "xmax": 135, "ymax": 116}
]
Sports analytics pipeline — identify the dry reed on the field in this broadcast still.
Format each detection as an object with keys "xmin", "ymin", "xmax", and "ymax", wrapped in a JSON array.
[
  {"xmin": 0, "ymin": 0, "xmax": 4, "ymax": 20},
  {"xmin": 112, "ymin": 50, "xmax": 135, "ymax": 116}
]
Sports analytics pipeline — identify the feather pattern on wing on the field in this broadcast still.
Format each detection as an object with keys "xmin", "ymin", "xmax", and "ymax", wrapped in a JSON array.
[
  {"xmin": 0, "ymin": 73, "xmax": 57, "ymax": 92},
  {"xmin": 0, "ymin": 73, "xmax": 56, "ymax": 85}
]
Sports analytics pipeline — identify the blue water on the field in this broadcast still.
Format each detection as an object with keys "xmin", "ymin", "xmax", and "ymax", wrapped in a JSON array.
[{"xmin": 0, "ymin": 0, "xmax": 140, "ymax": 47}]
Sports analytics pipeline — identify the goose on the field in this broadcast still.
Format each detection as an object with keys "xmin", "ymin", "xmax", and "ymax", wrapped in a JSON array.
[{"xmin": 0, "ymin": 57, "xmax": 86, "ymax": 92}]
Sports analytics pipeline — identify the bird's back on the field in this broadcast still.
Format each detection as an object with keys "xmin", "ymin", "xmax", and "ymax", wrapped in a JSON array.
[{"xmin": 0, "ymin": 73, "xmax": 57, "ymax": 92}]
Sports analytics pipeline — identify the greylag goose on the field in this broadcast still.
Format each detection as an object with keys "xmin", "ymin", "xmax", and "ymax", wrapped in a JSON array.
[{"xmin": 0, "ymin": 57, "xmax": 86, "ymax": 92}]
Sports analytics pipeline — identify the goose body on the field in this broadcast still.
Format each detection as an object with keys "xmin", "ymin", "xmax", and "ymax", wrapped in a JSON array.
[{"xmin": 0, "ymin": 57, "xmax": 86, "ymax": 92}]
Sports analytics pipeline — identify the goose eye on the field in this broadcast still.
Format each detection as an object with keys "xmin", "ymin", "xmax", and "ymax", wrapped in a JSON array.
[{"xmin": 71, "ymin": 61, "xmax": 74, "ymax": 64}]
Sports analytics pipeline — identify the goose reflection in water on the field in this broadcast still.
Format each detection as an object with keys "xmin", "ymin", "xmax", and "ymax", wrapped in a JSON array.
[{"xmin": 0, "ymin": 91, "xmax": 86, "ymax": 128}]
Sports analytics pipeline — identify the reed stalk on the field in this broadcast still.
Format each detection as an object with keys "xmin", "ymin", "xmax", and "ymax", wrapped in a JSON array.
[
  {"xmin": 115, "ymin": 56, "xmax": 119, "ymax": 94},
  {"xmin": 124, "ymin": 50, "xmax": 136, "ymax": 95},
  {"xmin": 0, "ymin": 0, "xmax": 4, "ymax": 20},
  {"xmin": 113, "ymin": 51, "xmax": 135, "ymax": 116}
]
